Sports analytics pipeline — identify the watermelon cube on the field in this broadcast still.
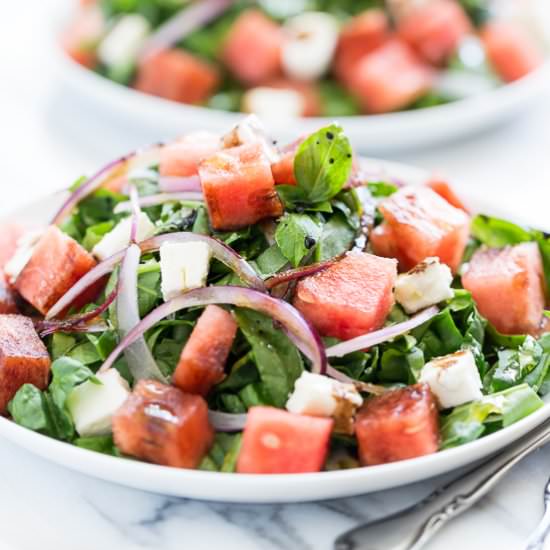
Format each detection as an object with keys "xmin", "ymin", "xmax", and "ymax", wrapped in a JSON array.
[
  {"xmin": 159, "ymin": 132, "xmax": 220, "ymax": 178},
  {"xmin": 426, "ymin": 178, "xmax": 468, "ymax": 212},
  {"xmin": 113, "ymin": 379, "xmax": 214, "ymax": 468},
  {"xmin": 236, "ymin": 406, "xmax": 333, "ymax": 474},
  {"xmin": 334, "ymin": 9, "xmax": 389, "ymax": 85},
  {"xmin": 173, "ymin": 305, "xmax": 237, "ymax": 396},
  {"xmin": 223, "ymin": 10, "xmax": 282, "ymax": 85},
  {"xmin": 293, "ymin": 250, "xmax": 397, "ymax": 340},
  {"xmin": 15, "ymin": 226, "xmax": 97, "ymax": 315},
  {"xmin": 134, "ymin": 49, "xmax": 219, "ymax": 104},
  {"xmin": 348, "ymin": 40, "xmax": 434, "ymax": 114},
  {"xmin": 199, "ymin": 142, "xmax": 283, "ymax": 231},
  {"xmin": 61, "ymin": 6, "xmax": 103, "ymax": 69},
  {"xmin": 397, "ymin": 0, "xmax": 471, "ymax": 65},
  {"xmin": 371, "ymin": 186, "xmax": 470, "ymax": 272},
  {"xmin": 481, "ymin": 22, "xmax": 544, "ymax": 83},
  {"xmin": 355, "ymin": 383, "xmax": 439, "ymax": 465},
  {"xmin": 462, "ymin": 242, "xmax": 545, "ymax": 335},
  {"xmin": 0, "ymin": 315, "xmax": 51, "ymax": 414}
]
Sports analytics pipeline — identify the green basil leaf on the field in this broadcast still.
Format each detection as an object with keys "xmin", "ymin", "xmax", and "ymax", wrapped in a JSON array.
[{"xmin": 275, "ymin": 213, "xmax": 322, "ymax": 267}]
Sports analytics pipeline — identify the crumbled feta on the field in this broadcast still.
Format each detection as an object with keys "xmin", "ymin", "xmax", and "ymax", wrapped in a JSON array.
[
  {"xmin": 242, "ymin": 87, "xmax": 305, "ymax": 120},
  {"xmin": 98, "ymin": 14, "xmax": 150, "ymax": 68},
  {"xmin": 281, "ymin": 12, "xmax": 339, "ymax": 81},
  {"xmin": 4, "ymin": 230, "xmax": 42, "ymax": 283},
  {"xmin": 221, "ymin": 114, "xmax": 279, "ymax": 163},
  {"xmin": 67, "ymin": 369, "xmax": 130, "ymax": 437},
  {"xmin": 159, "ymin": 241, "xmax": 211, "ymax": 301},
  {"xmin": 286, "ymin": 371, "xmax": 363, "ymax": 433},
  {"xmin": 420, "ymin": 349, "xmax": 483, "ymax": 409},
  {"xmin": 92, "ymin": 212, "xmax": 155, "ymax": 260},
  {"xmin": 394, "ymin": 257, "xmax": 454, "ymax": 314}
]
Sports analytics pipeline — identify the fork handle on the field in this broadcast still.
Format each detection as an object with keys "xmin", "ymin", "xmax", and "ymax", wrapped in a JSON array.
[
  {"xmin": 524, "ymin": 482, "xmax": 550, "ymax": 550},
  {"xmin": 335, "ymin": 419, "xmax": 550, "ymax": 550}
]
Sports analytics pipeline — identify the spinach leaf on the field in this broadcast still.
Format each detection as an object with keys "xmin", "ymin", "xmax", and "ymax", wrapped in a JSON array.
[
  {"xmin": 275, "ymin": 213, "xmax": 322, "ymax": 267},
  {"xmin": 281, "ymin": 124, "xmax": 352, "ymax": 207},
  {"xmin": 367, "ymin": 181, "xmax": 399, "ymax": 198},
  {"xmin": 254, "ymin": 244, "xmax": 289, "ymax": 276},
  {"xmin": 199, "ymin": 433, "xmax": 243, "ymax": 472},
  {"xmin": 234, "ymin": 309, "xmax": 303, "ymax": 407},
  {"xmin": 379, "ymin": 335, "xmax": 425, "ymax": 384},
  {"xmin": 49, "ymin": 357, "xmax": 98, "ymax": 411},
  {"xmin": 314, "ymin": 212, "xmax": 355, "ymax": 262},
  {"xmin": 74, "ymin": 435, "xmax": 120, "ymax": 456},
  {"xmin": 8, "ymin": 384, "xmax": 50, "ymax": 433}
]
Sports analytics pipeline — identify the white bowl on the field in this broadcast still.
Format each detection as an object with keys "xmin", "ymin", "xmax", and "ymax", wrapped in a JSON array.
[
  {"xmin": 1, "ymin": 158, "xmax": 548, "ymax": 503},
  {"xmin": 52, "ymin": 4, "xmax": 550, "ymax": 153}
]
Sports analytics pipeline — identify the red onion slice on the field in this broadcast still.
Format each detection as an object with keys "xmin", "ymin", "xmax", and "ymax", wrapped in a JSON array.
[
  {"xmin": 158, "ymin": 175, "xmax": 202, "ymax": 193},
  {"xmin": 114, "ymin": 192, "xmax": 204, "ymax": 213},
  {"xmin": 45, "ymin": 251, "xmax": 126, "ymax": 319},
  {"xmin": 325, "ymin": 306, "xmax": 440, "ymax": 358},
  {"xmin": 99, "ymin": 286, "xmax": 326, "ymax": 375},
  {"xmin": 52, "ymin": 154, "xmax": 133, "ymax": 226},
  {"xmin": 46, "ymin": 232, "xmax": 266, "ymax": 320},
  {"xmin": 139, "ymin": 0, "xmax": 233, "ymax": 61},
  {"xmin": 117, "ymin": 244, "xmax": 167, "ymax": 382},
  {"xmin": 129, "ymin": 186, "xmax": 141, "ymax": 244},
  {"xmin": 208, "ymin": 410, "xmax": 247, "ymax": 432},
  {"xmin": 37, "ymin": 289, "xmax": 118, "ymax": 337},
  {"xmin": 265, "ymin": 256, "xmax": 340, "ymax": 290}
]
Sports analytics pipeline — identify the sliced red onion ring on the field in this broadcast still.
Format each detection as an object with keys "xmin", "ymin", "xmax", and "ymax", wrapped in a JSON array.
[
  {"xmin": 209, "ymin": 410, "xmax": 247, "ymax": 432},
  {"xmin": 325, "ymin": 306, "xmax": 440, "ymax": 358},
  {"xmin": 117, "ymin": 244, "xmax": 167, "ymax": 383},
  {"xmin": 99, "ymin": 286, "xmax": 326, "ymax": 375},
  {"xmin": 36, "ymin": 319, "xmax": 110, "ymax": 338},
  {"xmin": 158, "ymin": 175, "xmax": 202, "ymax": 193},
  {"xmin": 46, "ymin": 233, "xmax": 266, "ymax": 320},
  {"xmin": 139, "ymin": 0, "xmax": 233, "ymax": 61},
  {"xmin": 114, "ymin": 192, "xmax": 204, "ymax": 213},
  {"xmin": 265, "ymin": 256, "xmax": 340, "ymax": 290},
  {"xmin": 52, "ymin": 154, "xmax": 133, "ymax": 226},
  {"xmin": 129, "ymin": 186, "xmax": 141, "ymax": 244},
  {"xmin": 37, "ymin": 289, "xmax": 118, "ymax": 337}
]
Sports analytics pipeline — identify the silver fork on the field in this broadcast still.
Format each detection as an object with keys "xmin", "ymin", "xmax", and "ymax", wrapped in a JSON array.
[
  {"xmin": 525, "ymin": 477, "xmax": 550, "ymax": 550},
  {"xmin": 334, "ymin": 417, "xmax": 550, "ymax": 550}
]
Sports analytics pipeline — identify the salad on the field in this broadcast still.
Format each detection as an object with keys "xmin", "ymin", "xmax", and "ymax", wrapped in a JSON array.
[
  {"xmin": 2, "ymin": 115, "xmax": 550, "ymax": 474},
  {"xmin": 61, "ymin": 0, "xmax": 546, "ymax": 117}
]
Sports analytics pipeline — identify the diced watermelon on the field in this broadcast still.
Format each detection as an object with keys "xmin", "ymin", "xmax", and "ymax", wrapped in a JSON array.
[
  {"xmin": 426, "ymin": 178, "xmax": 468, "ymax": 212},
  {"xmin": 61, "ymin": 6, "xmax": 103, "ymax": 69},
  {"xmin": 397, "ymin": 0, "xmax": 471, "ymax": 65},
  {"xmin": 134, "ymin": 49, "xmax": 220, "ymax": 104},
  {"xmin": 113, "ymin": 379, "xmax": 214, "ymax": 468},
  {"xmin": 334, "ymin": 9, "xmax": 389, "ymax": 85},
  {"xmin": 355, "ymin": 383, "xmax": 439, "ymax": 465},
  {"xmin": 293, "ymin": 250, "xmax": 397, "ymax": 340},
  {"xmin": 223, "ymin": 10, "xmax": 282, "ymax": 85},
  {"xmin": 159, "ymin": 132, "xmax": 220, "ymax": 178},
  {"xmin": 15, "ymin": 226, "xmax": 97, "ymax": 315},
  {"xmin": 199, "ymin": 142, "xmax": 283, "ymax": 231},
  {"xmin": 263, "ymin": 79, "xmax": 322, "ymax": 117},
  {"xmin": 481, "ymin": 22, "xmax": 544, "ymax": 83},
  {"xmin": 462, "ymin": 243, "xmax": 545, "ymax": 335},
  {"xmin": 236, "ymin": 406, "xmax": 333, "ymax": 474},
  {"xmin": 371, "ymin": 186, "xmax": 470, "ymax": 272},
  {"xmin": 0, "ymin": 223, "xmax": 27, "ymax": 270},
  {"xmin": 347, "ymin": 40, "xmax": 434, "ymax": 114},
  {"xmin": 173, "ymin": 305, "xmax": 237, "ymax": 396},
  {"xmin": 271, "ymin": 137, "xmax": 305, "ymax": 185},
  {"xmin": 0, "ymin": 315, "xmax": 51, "ymax": 414}
]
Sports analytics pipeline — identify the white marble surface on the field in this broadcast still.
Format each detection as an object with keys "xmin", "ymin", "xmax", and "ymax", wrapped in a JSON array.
[{"xmin": 2, "ymin": 2, "xmax": 550, "ymax": 549}]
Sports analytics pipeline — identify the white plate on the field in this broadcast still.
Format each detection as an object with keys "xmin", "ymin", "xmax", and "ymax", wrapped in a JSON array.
[
  {"xmin": 51, "ymin": 6, "xmax": 550, "ymax": 153},
  {"xmin": 1, "ymin": 159, "xmax": 549, "ymax": 503}
]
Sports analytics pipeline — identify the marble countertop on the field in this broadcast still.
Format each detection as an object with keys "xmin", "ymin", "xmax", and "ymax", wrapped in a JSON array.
[{"xmin": 2, "ymin": 2, "xmax": 550, "ymax": 549}]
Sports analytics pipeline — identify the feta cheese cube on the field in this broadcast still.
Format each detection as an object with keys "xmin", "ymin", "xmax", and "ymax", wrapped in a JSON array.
[
  {"xmin": 242, "ymin": 87, "xmax": 305, "ymax": 120},
  {"xmin": 68, "ymin": 369, "xmax": 130, "ymax": 437},
  {"xmin": 221, "ymin": 114, "xmax": 279, "ymax": 163},
  {"xmin": 286, "ymin": 371, "xmax": 363, "ymax": 433},
  {"xmin": 98, "ymin": 14, "xmax": 150, "ymax": 69},
  {"xmin": 420, "ymin": 349, "xmax": 483, "ymax": 409},
  {"xmin": 282, "ymin": 12, "xmax": 339, "ymax": 81},
  {"xmin": 160, "ymin": 241, "xmax": 211, "ymax": 301},
  {"xmin": 92, "ymin": 212, "xmax": 155, "ymax": 260},
  {"xmin": 394, "ymin": 257, "xmax": 454, "ymax": 314}
]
